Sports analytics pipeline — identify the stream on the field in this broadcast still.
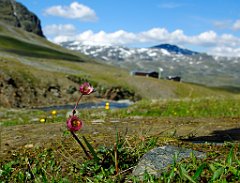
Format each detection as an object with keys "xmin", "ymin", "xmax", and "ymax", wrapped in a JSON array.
[{"xmin": 35, "ymin": 100, "xmax": 133, "ymax": 111}]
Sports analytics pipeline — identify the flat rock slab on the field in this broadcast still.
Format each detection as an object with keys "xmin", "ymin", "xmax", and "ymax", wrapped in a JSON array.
[{"xmin": 132, "ymin": 145, "xmax": 206, "ymax": 178}]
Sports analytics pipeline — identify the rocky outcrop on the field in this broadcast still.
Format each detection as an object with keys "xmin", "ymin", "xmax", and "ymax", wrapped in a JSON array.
[
  {"xmin": 102, "ymin": 86, "xmax": 137, "ymax": 101},
  {"xmin": 66, "ymin": 75, "xmax": 141, "ymax": 102},
  {"xmin": 0, "ymin": 0, "xmax": 45, "ymax": 37},
  {"xmin": 0, "ymin": 70, "xmax": 139, "ymax": 108},
  {"xmin": 0, "ymin": 71, "xmax": 37, "ymax": 108}
]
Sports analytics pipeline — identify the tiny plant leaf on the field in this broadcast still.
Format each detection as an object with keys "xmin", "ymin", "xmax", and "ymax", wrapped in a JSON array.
[
  {"xmin": 193, "ymin": 163, "xmax": 206, "ymax": 181},
  {"xmin": 82, "ymin": 136, "xmax": 100, "ymax": 163}
]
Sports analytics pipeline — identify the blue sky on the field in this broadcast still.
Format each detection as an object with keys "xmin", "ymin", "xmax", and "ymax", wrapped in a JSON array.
[{"xmin": 17, "ymin": 0, "xmax": 240, "ymax": 57}]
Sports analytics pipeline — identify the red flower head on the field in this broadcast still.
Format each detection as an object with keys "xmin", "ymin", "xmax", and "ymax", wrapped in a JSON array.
[
  {"xmin": 79, "ymin": 82, "xmax": 94, "ymax": 95},
  {"xmin": 66, "ymin": 115, "xmax": 83, "ymax": 132}
]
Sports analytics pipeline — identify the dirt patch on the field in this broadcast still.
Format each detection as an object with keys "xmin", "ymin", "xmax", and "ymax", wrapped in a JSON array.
[{"xmin": 1, "ymin": 117, "xmax": 240, "ymax": 159}]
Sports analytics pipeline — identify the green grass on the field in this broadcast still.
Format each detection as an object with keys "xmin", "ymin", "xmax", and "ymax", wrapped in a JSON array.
[
  {"xmin": 1, "ymin": 97, "xmax": 240, "ymax": 182},
  {"xmin": 111, "ymin": 97, "xmax": 240, "ymax": 118},
  {"xmin": 1, "ymin": 97, "xmax": 240, "ymax": 127},
  {"xmin": 0, "ymin": 109, "xmax": 45, "ymax": 126},
  {"xmin": 150, "ymin": 143, "xmax": 240, "ymax": 183},
  {"xmin": 0, "ymin": 133, "xmax": 239, "ymax": 182},
  {"xmin": 0, "ymin": 35, "xmax": 82, "ymax": 61}
]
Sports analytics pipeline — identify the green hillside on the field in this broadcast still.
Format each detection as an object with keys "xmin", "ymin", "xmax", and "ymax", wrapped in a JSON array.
[
  {"xmin": 0, "ymin": 35, "xmax": 82, "ymax": 61},
  {"xmin": 0, "ymin": 23, "xmax": 238, "ymax": 108},
  {"xmin": 0, "ymin": 23, "xmax": 92, "ymax": 61}
]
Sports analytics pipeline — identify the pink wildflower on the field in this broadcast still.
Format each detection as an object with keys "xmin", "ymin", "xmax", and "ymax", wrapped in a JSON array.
[
  {"xmin": 66, "ymin": 115, "xmax": 83, "ymax": 132},
  {"xmin": 79, "ymin": 82, "xmax": 94, "ymax": 95}
]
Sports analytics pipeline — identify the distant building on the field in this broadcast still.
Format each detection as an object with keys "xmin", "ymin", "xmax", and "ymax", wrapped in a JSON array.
[
  {"xmin": 166, "ymin": 76, "xmax": 181, "ymax": 82},
  {"xmin": 130, "ymin": 71, "xmax": 159, "ymax": 79}
]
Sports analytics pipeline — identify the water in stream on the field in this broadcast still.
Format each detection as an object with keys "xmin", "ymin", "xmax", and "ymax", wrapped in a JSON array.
[{"xmin": 35, "ymin": 100, "xmax": 133, "ymax": 111}]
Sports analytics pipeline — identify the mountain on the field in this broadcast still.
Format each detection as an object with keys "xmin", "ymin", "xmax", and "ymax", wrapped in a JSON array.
[
  {"xmin": 61, "ymin": 41, "xmax": 240, "ymax": 87},
  {"xmin": 151, "ymin": 44, "xmax": 198, "ymax": 55},
  {"xmin": 1, "ymin": 27, "xmax": 232, "ymax": 108},
  {"xmin": 0, "ymin": 27, "xmax": 235, "ymax": 108},
  {"xmin": 60, "ymin": 42, "xmax": 199, "ymax": 62},
  {"xmin": 0, "ymin": 0, "xmax": 44, "ymax": 37}
]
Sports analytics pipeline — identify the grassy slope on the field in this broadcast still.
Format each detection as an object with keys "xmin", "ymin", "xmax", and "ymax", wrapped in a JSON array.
[{"xmin": 0, "ymin": 23, "xmax": 238, "ymax": 108}]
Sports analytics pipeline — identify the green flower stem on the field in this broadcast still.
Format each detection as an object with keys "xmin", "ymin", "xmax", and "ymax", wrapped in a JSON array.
[
  {"xmin": 71, "ymin": 90, "xmax": 92, "ymax": 160},
  {"xmin": 71, "ymin": 131, "xmax": 92, "ymax": 160},
  {"xmin": 114, "ymin": 143, "xmax": 119, "ymax": 175}
]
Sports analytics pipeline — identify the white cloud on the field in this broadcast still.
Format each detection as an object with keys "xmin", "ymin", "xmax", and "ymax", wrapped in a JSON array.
[
  {"xmin": 47, "ymin": 27, "xmax": 240, "ymax": 57},
  {"xmin": 189, "ymin": 31, "xmax": 217, "ymax": 46},
  {"xmin": 43, "ymin": 24, "xmax": 76, "ymax": 36},
  {"xmin": 218, "ymin": 34, "xmax": 240, "ymax": 47},
  {"xmin": 44, "ymin": 2, "xmax": 97, "ymax": 21},
  {"xmin": 208, "ymin": 46, "xmax": 240, "ymax": 57},
  {"xmin": 198, "ymin": 31, "xmax": 217, "ymax": 41},
  {"xmin": 213, "ymin": 20, "xmax": 232, "ymax": 29},
  {"xmin": 52, "ymin": 35, "xmax": 73, "ymax": 43},
  {"xmin": 213, "ymin": 19, "xmax": 240, "ymax": 31},
  {"xmin": 169, "ymin": 29, "xmax": 188, "ymax": 43},
  {"xmin": 138, "ymin": 28, "xmax": 169, "ymax": 42},
  {"xmin": 52, "ymin": 29, "xmax": 137, "ymax": 45},
  {"xmin": 233, "ymin": 20, "xmax": 240, "ymax": 30}
]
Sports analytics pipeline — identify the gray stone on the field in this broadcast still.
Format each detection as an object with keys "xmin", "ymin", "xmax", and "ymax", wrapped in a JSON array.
[{"xmin": 132, "ymin": 145, "xmax": 206, "ymax": 178}]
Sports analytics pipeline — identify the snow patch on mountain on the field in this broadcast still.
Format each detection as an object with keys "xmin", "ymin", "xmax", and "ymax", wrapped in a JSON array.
[{"xmin": 60, "ymin": 41, "xmax": 240, "ymax": 87}]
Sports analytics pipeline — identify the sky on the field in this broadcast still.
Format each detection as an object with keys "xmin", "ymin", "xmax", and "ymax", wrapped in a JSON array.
[{"xmin": 17, "ymin": 0, "xmax": 240, "ymax": 57}]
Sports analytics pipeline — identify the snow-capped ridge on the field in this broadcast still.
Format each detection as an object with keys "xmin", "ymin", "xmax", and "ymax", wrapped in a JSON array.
[{"xmin": 60, "ymin": 41, "xmax": 240, "ymax": 87}]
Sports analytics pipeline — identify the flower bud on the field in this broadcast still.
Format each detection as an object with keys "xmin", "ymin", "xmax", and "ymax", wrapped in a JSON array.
[{"xmin": 79, "ymin": 82, "xmax": 94, "ymax": 95}]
